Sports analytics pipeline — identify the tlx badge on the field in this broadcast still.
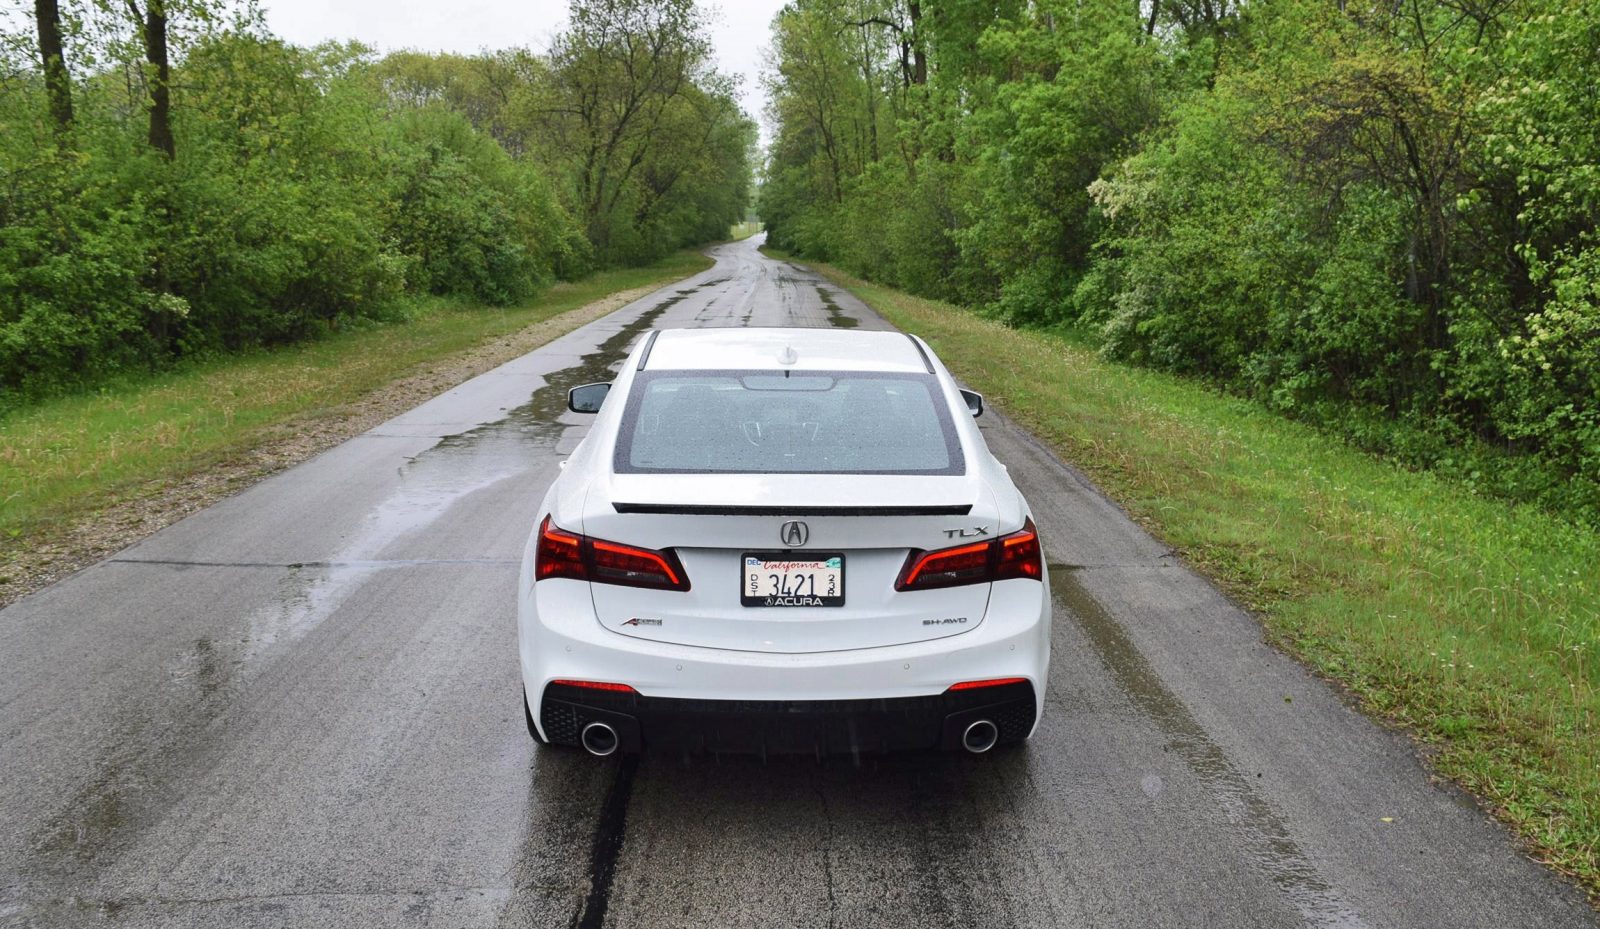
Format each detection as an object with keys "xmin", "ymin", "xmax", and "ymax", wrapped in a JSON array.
[{"xmin": 943, "ymin": 526, "xmax": 991, "ymax": 539}]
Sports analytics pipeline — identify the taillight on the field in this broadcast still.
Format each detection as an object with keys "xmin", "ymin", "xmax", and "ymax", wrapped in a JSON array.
[
  {"xmin": 895, "ymin": 518, "xmax": 1042, "ymax": 591},
  {"xmin": 996, "ymin": 519, "xmax": 1043, "ymax": 581},
  {"xmin": 591, "ymin": 538, "xmax": 686, "ymax": 589},
  {"xmin": 535, "ymin": 517, "xmax": 586, "ymax": 582},
  {"xmin": 534, "ymin": 516, "xmax": 690, "ymax": 591},
  {"xmin": 896, "ymin": 539, "xmax": 991, "ymax": 590}
]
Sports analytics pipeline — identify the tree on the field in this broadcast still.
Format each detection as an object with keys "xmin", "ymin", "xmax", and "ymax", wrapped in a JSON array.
[
  {"xmin": 34, "ymin": 0, "xmax": 73, "ymax": 137},
  {"xmin": 547, "ymin": 0, "xmax": 712, "ymax": 257},
  {"xmin": 126, "ymin": 0, "xmax": 174, "ymax": 157}
]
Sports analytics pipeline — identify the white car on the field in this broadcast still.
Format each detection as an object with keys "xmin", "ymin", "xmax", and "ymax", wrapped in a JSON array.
[{"xmin": 518, "ymin": 327, "xmax": 1050, "ymax": 757}]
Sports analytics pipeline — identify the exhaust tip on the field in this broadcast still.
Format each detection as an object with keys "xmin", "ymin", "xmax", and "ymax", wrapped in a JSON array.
[
  {"xmin": 581, "ymin": 721, "xmax": 620, "ymax": 757},
  {"xmin": 962, "ymin": 719, "xmax": 999, "ymax": 754}
]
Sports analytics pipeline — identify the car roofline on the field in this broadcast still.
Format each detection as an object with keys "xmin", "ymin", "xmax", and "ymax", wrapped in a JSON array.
[
  {"xmin": 637, "ymin": 327, "xmax": 933, "ymax": 374},
  {"xmin": 904, "ymin": 333, "xmax": 934, "ymax": 373},
  {"xmin": 636, "ymin": 330, "xmax": 661, "ymax": 370}
]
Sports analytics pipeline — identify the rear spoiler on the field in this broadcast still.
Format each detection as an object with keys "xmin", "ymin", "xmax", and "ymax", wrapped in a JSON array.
[{"xmin": 611, "ymin": 503, "xmax": 973, "ymax": 517}]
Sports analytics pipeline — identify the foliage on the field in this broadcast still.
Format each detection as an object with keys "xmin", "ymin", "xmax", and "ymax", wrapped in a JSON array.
[
  {"xmin": 760, "ymin": 0, "xmax": 1600, "ymax": 521},
  {"xmin": 0, "ymin": 0, "xmax": 752, "ymax": 407},
  {"xmin": 1470, "ymin": 0, "xmax": 1600, "ymax": 483}
]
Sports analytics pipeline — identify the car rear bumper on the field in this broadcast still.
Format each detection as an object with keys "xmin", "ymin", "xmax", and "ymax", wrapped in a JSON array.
[
  {"xmin": 518, "ymin": 576, "xmax": 1051, "ymax": 751},
  {"xmin": 539, "ymin": 680, "xmax": 1037, "ymax": 756}
]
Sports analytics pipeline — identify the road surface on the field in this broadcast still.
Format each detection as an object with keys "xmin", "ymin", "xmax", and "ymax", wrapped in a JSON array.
[{"xmin": 1, "ymin": 236, "xmax": 1593, "ymax": 928}]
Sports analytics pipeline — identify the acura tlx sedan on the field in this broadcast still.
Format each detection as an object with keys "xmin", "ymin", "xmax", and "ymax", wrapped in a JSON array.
[{"xmin": 518, "ymin": 327, "xmax": 1049, "ymax": 758}]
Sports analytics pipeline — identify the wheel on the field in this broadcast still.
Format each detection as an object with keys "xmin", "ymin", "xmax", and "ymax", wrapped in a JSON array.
[{"xmin": 524, "ymin": 687, "xmax": 549, "ymax": 745}]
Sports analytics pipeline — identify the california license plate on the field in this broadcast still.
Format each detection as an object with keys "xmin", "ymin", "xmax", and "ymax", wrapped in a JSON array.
[{"xmin": 741, "ymin": 554, "xmax": 845, "ymax": 607}]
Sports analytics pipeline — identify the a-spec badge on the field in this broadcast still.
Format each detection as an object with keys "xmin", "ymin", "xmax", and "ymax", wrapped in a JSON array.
[
  {"xmin": 621, "ymin": 617, "xmax": 663, "ymax": 627},
  {"xmin": 779, "ymin": 520, "xmax": 810, "ymax": 547}
]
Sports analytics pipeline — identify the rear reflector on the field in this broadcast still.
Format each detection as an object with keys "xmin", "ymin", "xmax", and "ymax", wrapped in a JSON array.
[
  {"xmin": 535, "ymin": 516, "xmax": 690, "ymax": 591},
  {"xmin": 946, "ymin": 677, "xmax": 1030, "ymax": 692},
  {"xmin": 895, "ymin": 518, "xmax": 1043, "ymax": 591},
  {"xmin": 550, "ymin": 679, "xmax": 637, "ymax": 694}
]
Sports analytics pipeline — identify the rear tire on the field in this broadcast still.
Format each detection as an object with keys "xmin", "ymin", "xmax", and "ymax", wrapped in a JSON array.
[{"xmin": 524, "ymin": 687, "xmax": 549, "ymax": 745}]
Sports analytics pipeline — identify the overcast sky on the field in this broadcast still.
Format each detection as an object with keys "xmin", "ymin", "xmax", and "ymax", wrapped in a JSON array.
[{"xmin": 259, "ymin": 1, "xmax": 787, "ymax": 143}]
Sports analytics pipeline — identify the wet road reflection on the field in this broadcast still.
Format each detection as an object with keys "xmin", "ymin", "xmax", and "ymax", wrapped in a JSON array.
[{"xmin": 433, "ymin": 297, "xmax": 678, "ymax": 457}]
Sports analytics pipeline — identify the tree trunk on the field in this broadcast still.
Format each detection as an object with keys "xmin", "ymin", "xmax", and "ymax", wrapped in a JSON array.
[
  {"xmin": 34, "ymin": 0, "xmax": 74, "ymax": 137},
  {"xmin": 144, "ymin": 0, "xmax": 174, "ymax": 158},
  {"xmin": 908, "ymin": 2, "xmax": 927, "ymax": 85},
  {"xmin": 859, "ymin": 30, "xmax": 879, "ymax": 163}
]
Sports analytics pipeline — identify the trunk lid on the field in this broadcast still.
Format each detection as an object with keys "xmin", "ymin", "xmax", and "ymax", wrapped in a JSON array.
[{"xmin": 581, "ymin": 473, "xmax": 997, "ymax": 653}]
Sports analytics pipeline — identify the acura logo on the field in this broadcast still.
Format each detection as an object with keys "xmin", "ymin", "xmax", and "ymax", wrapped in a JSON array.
[{"xmin": 779, "ymin": 520, "xmax": 809, "ymax": 547}]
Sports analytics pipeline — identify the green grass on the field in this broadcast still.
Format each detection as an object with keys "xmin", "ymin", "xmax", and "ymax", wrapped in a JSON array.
[
  {"xmin": 0, "ymin": 251, "xmax": 710, "ymax": 552},
  {"xmin": 812, "ymin": 263, "xmax": 1600, "ymax": 894},
  {"xmin": 728, "ymin": 221, "xmax": 764, "ymax": 241}
]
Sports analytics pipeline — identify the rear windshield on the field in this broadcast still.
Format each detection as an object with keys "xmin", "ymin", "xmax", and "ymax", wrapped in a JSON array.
[{"xmin": 614, "ymin": 370, "xmax": 965, "ymax": 475}]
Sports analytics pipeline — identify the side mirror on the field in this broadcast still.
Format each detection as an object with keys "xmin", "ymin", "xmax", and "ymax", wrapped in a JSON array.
[
  {"xmin": 959, "ymin": 388, "xmax": 984, "ymax": 418},
  {"xmin": 567, "ymin": 382, "xmax": 611, "ymax": 414}
]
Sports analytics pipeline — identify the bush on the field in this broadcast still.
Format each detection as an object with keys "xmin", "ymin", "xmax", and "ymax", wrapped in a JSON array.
[
  {"xmin": 0, "ymin": 159, "xmax": 162, "ymax": 397},
  {"xmin": 389, "ymin": 106, "xmax": 576, "ymax": 305},
  {"xmin": 0, "ymin": 28, "xmax": 602, "ymax": 404}
]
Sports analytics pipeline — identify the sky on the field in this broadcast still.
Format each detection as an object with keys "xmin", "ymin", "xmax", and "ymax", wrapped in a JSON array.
[{"xmin": 259, "ymin": 1, "xmax": 788, "ymax": 143}]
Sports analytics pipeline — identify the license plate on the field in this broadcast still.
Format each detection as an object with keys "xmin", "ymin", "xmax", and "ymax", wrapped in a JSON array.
[{"xmin": 741, "ymin": 553, "xmax": 845, "ymax": 607}]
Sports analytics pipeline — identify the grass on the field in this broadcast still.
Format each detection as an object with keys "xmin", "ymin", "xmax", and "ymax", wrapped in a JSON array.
[
  {"xmin": 728, "ymin": 220, "xmax": 764, "ymax": 241},
  {"xmin": 809, "ymin": 262, "xmax": 1600, "ymax": 895},
  {"xmin": 0, "ymin": 251, "xmax": 710, "ymax": 554}
]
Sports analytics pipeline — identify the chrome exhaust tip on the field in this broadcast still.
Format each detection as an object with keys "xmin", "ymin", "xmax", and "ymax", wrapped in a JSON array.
[
  {"xmin": 580, "ymin": 721, "xmax": 620, "ymax": 757},
  {"xmin": 962, "ymin": 719, "xmax": 999, "ymax": 754}
]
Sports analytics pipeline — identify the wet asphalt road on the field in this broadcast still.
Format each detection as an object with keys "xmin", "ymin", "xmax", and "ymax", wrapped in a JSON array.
[{"xmin": 1, "ymin": 236, "xmax": 1594, "ymax": 928}]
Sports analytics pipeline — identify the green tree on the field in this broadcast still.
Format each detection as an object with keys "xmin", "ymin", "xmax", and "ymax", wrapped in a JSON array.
[{"xmin": 548, "ymin": 0, "xmax": 714, "ymax": 261}]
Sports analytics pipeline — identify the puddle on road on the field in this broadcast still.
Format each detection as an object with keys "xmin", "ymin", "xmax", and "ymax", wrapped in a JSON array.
[
  {"xmin": 818, "ymin": 288, "xmax": 859, "ymax": 329},
  {"xmin": 432, "ymin": 297, "xmax": 676, "ymax": 456},
  {"xmin": 1050, "ymin": 565, "xmax": 1369, "ymax": 929}
]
